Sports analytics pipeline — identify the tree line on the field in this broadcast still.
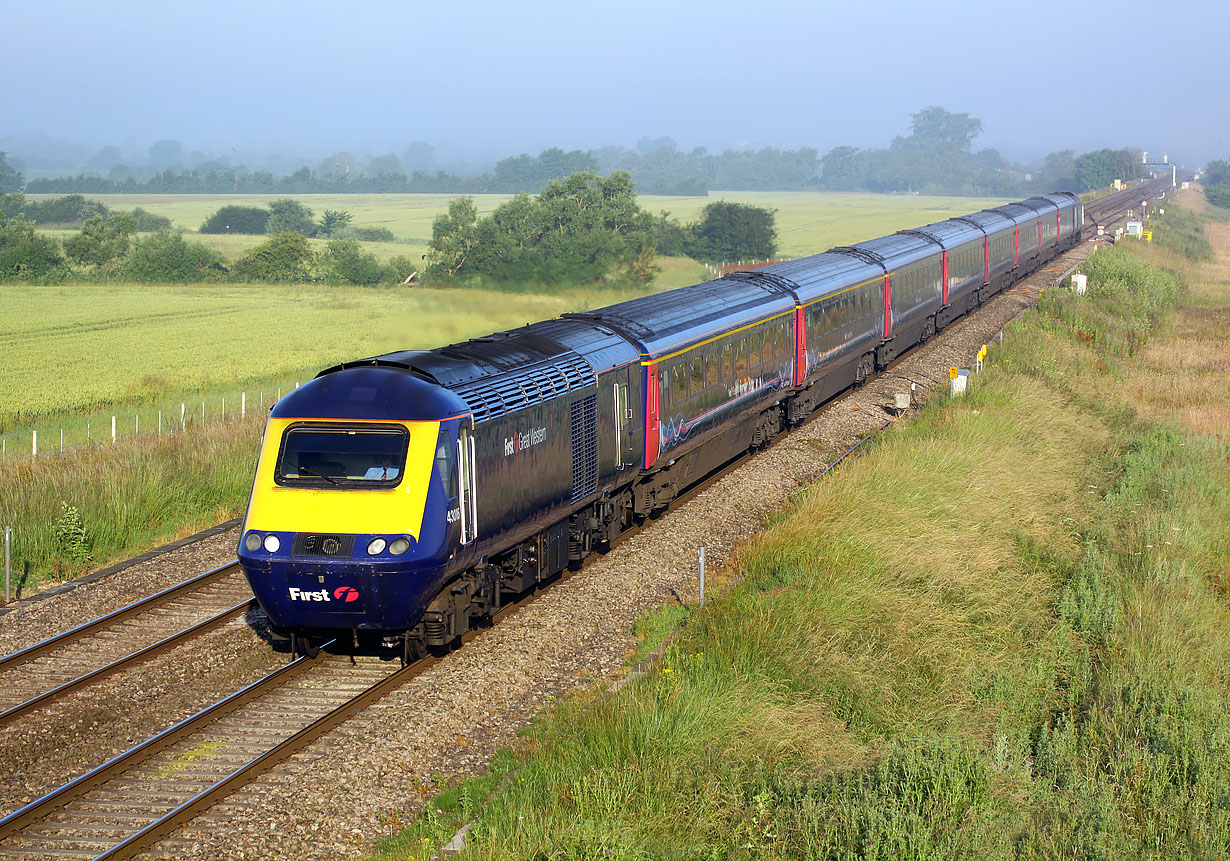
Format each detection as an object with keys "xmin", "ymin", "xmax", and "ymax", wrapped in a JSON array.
[
  {"xmin": 0, "ymin": 172, "xmax": 779, "ymax": 287},
  {"xmin": 1202, "ymin": 160, "xmax": 1230, "ymax": 208},
  {"xmin": 1, "ymin": 110, "xmax": 1154, "ymax": 199}
]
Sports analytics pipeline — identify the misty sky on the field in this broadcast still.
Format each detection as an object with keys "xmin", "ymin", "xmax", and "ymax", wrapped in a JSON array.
[{"xmin": 5, "ymin": 0, "xmax": 1227, "ymax": 169}]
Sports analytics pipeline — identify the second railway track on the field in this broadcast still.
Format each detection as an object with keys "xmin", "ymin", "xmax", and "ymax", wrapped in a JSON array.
[{"xmin": 0, "ymin": 563, "xmax": 254, "ymax": 729}]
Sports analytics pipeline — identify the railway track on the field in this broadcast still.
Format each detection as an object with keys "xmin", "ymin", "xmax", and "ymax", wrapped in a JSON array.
[
  {"xmin": 0, "ymin": 563, "xmax": 254, "ymax": 729},
  {"xmin": 0, "ymin": 592, "xmax": 534, "ymax": 859},
  {"xmin": 0, "ymin": 180, "xmax": 1169, "ymax": 859}
]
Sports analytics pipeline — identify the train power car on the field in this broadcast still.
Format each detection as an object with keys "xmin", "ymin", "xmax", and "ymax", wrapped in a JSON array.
[{"xmin": 237, "ymin": 192, "xmax": 1085, "ymax": 656}]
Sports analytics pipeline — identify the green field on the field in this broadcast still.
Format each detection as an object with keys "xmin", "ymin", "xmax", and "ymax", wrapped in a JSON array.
[{"xmin": 28, "ymin": 191, "xmax": 1011, "ymax": 263}]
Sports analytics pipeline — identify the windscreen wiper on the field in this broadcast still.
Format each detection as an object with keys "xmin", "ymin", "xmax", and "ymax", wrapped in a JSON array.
[{"xmin": 296, "ymin": 465, "xmax": 339, "ymax": 485}]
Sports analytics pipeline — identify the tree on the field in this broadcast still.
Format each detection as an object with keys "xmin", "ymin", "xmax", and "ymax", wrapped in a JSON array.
[
  {"xmin": 1074, "ymin": 149, "xmax": 1119, "ymax": 192},
  {"xmin": 130, "ymin": 207, "xmax": 173, "ymax": 231},
  {"xmin": 907, "ymin": 107, "xmax": 983, "ymax": 151},
  {"xmin": 819, "ymin": 146, "xmax": 866, "ymax": 190},
  {"xmin": 229, "ymin": 232, "xmax": 315, "ymax": 282},
  {"xmin": 0, "ymin": 217, "xmax": 65, "ymax": 280},
  {"xmin": 85, "ymin": 145, "xmax": 124, "ymax": 173},
  {"xmin": 316, "ymin": 209, "xmax": 353, "ymax": 236},
  {"xmin": 688, "ymin": 202, "xmax": 777, "ymax": 263},
  {"xmin": 63, "ymin": 212, "xmax": 138, "ymax": 270},
  {"xmin": 200, "ymin": 205, "xmax": 269, "ymax": 234},
  {"xmin": 1203, "ymin": 159, "xmax": 1230, "ymax": 188},
  {"xmin": 427, "ymin": 196, "xmax": 480, "ymax": 277},
  {"xmin": 147, "ymin": 139, "xmax": 183, "ymax": 169},
  {"xmin": 265, "ymin": 198, "xmax": 316, "ymax": 235},
  {"xmin": 123, "ymin": 231, "xmax": 226, "ymax": 282},
  {"xmin": 1038, "ymin": 150, "xmax": 1077, "ymax": 192},
  {"xmin": 402, "ymin": 141, "xmax": 435, "ymax": 172},
  {"xmin": 0, "ymin": 152, "xmax": 24, "ymax": 193},
  {"xmin": 365, "ymin": 154, "xmax": 405, "ymax": 178},
  {"xmin": 318, "ymin": 152, "xmax": 357, "ymax": 181}
]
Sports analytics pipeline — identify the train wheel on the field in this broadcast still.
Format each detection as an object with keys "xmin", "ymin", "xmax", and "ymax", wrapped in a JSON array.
[{"xmin": 291, "ymin": 633, "xmax": 320, "ymax": 660}]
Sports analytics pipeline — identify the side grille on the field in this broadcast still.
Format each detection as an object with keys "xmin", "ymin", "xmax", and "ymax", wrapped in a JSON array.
[
  {"xmin": 452, "ymin": 352, "xmax": 593, "ymax": 424},
  {"xmin": 570, "ymin": 394, "xmax": 598, "ymax": 503}
]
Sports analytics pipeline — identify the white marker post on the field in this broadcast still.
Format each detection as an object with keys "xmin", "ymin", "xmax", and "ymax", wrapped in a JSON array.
[
  {"xmin": 4, "ymin": 526, "xmax": 10, "ymax": 603},
  {"xmin": 698, "ymin": 546, "xmax": 706, "ymax": 606}
]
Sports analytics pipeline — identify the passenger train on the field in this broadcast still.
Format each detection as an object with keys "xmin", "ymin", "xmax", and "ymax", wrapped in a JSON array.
[{"xmin": 237, "ymin": 192, "xmax": 1084, "ymax": 658}]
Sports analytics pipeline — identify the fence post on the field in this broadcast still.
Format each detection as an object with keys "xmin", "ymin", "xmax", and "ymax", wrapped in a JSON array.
[
  {"xmin": 201, "ymin": 401, "xmax": 205, "ymax": 424},
  {"xmin": 181, "ymin": 403, "xmax": 186, "ymax": 429},
  {"xmin": 111, "ymin": 415, "xmax": 116, "ymax": 444},
  {"xmin": 4, "ymin": 526, "xmax": 10, "ymax": 604},
  {"xmin": 60, "ymin": 428, "xmax": 64, "ymax": 454},
  {"xmin": 222, "ymin": 397, "xmax": 226, "ymax": 422},
  {"xmin": 241, "ymin": 392, "xmax": 246, "ymax": 419},
  {"xmin": 158, "ymin": 411, "xmax": 162, "ymax": 435},
  {"xmin": 32, "ymin": 430, "xmax": 37, "ymax": 459},
  {"xmin": 698, "ymin": 546, "xmax": 706, "ymax": 606},
  {"xmin": 135, "ymin": 413, "xmax": 139, "ymax": 434}
]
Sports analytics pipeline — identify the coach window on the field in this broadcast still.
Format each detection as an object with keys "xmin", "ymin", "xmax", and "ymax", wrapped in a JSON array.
[
  {"xmin": 705, "ymin": 349, "xmax": 719, "ymax": 387},
  {"xmin": 772, "ymin": 322, "xmax": 784, "ymax": 357},
  {"xmin": 748, "ymin": 329, "xmax": 761, "ymax": 367},
  {"xmin": 672, "ymin": 363, "xmax": 687, "ymax": 405},
  {"xmin": 690, "ymin": 356, "xmax": 704, "ymax": 395},
  {"xmin": 721, "ymin": 342, "xmax": 732, "ymax": 380},
  {"xmin": 734, "ymin": 339, "xmax": 747, "ymax": 377}
]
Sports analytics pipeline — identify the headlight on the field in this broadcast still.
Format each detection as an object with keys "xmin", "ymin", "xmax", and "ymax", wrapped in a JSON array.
[
  {"xmin": 263, "ymin": 534, "xmax": 281, "ymax": 553},
  {"xmin": 389, "ymin": 537, "xmax": 411, "ymax": 555},
  {"xmin": 366, "ymin": 537, "xmax": 387, "ymax": 556},
  {"xmin": 244, "ymin": 532, "xmax": 262, "ymax": 552}
]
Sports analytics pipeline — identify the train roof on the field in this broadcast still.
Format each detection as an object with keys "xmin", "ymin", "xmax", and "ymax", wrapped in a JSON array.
[
  {"xmin": 273, "ymin": 365, "xmax": 468, "ymax": 422},
  {"xmin": 951, "ymin": 210, "xmax": 1015, "ymax": 233},
  {"xmin": 569, "ymin": 277, "xmax": 795, "ymax": 359},
  {"xmin": 985, "ymin": 202, "xmax": 1039, "ymax": 225},
  {"xmin": 898, "ymin": 218, "xmax": 984, "ymax": 249},
  {"xmin": 736, "ymin": 252, "xmax": 884, "ymax": 305},
  {"xmin": 839, "ymin": 231, "xmax": 939, "ymax": 269}
]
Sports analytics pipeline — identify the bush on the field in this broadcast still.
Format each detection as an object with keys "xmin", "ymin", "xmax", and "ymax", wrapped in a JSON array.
[
  {"xmin": 322, "ymin": 239, "xmax": 386, "ymax": 285},
  {"xmin": 265, "ymin": 198, "xmax": 316, "ymax": 235},
  {"xmin": 63, "ymin": 212, "xmax": 137, "ymax": 270},
  {"xmin": 21, "ymin": 194, "xmax": 109, "ymax": 225},
  {"xmin": 336, "ymin": 225, "xmax": 396, "ymax": 242},
  {"xmin": 0, "ymin": 217, "xmax": 66, "ymax": 281},
  {"xmin": 122, "ymin": 231, "xmax": 227, "ymax": 282},
  {"xmin": 687, "ymin": 201, "xmax": 778, "ymax": 263},
  {"xmin": 131, "ymin": 207, "xmax": 173, "ymax": 232},
  {"xmin": 229, "ymin": 232, "xmax": 315, "ymax": 282},
  {"xmin": 199, "ymin": 205, "xmax": 269, "ymax": 234},
  {"xmin": 1205, "ymin": 185, "xmax": 1230, "ymax": 209}
]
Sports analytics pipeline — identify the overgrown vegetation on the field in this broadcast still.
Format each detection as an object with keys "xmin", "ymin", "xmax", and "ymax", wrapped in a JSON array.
[
  {"xmin": 374, "ymin": 231, "xmax": 1230, "ymax": 857},
  {"xmin": 1202, "ymin": 158, "xmax": 1230, "ymax": 209}
]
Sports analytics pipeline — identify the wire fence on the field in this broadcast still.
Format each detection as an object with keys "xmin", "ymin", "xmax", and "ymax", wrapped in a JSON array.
[{"xmin": 1, "ymin": 384, "xmax": 300, "ymax": 463}]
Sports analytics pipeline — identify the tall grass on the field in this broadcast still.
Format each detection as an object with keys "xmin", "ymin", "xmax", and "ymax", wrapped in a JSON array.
[
  {"xmin": 372, "ymin": 230, "xmax": 1230, "ymax": 858},
  {"xmin": 0, "ymin": 418, "xmax": 261, "ymax": 591}
]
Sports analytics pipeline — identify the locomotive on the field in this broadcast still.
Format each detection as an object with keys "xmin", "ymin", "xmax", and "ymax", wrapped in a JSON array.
[{"xmin": 237, "ymin": 192, "xmax": 1083, "ymax": 658}]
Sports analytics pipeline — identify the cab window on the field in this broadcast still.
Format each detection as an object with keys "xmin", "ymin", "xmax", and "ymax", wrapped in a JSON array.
[
  {"xmin": 275, "ymin": 423, "xmax": 408, "ymax": 489},
  {"xmin": 435, "ymin": 430, "xmax": 457, "ymax": 497}
]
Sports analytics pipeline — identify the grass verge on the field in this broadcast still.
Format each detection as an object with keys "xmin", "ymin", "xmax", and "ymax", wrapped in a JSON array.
[{"xmin": 372, "ymin": 234, "xmax": 1230, "ymax": 857}]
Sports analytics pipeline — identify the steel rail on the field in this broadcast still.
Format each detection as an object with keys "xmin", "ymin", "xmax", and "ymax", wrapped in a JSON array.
[
  {"xmin": 0, "ymin": 561, "xmax": 242, "ymax": 672},
  {"xmin": 0, "ymin": 598, "xmax": 253, "ymax": 727}
]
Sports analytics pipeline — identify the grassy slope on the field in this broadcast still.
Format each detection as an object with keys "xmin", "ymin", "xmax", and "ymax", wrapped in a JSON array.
[{"xmin": 372, "ymin": 198, "xmax": 1230, "ymax": 859}]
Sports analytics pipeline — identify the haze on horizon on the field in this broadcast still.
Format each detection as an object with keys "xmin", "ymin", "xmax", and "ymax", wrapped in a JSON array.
[{"xmin": 4, "ymin": 0, "xmax": 1226, "ymax": 174}]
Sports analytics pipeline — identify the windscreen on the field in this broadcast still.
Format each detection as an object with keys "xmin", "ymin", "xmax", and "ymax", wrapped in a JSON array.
[{"xmin": 275, "ymin": 424, "xmax": 409, "ymax": 488}]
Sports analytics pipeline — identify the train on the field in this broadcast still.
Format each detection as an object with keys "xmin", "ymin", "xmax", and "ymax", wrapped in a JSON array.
[{"xmin": 237, "ymin": 191, "xmax": 1084, "ymax": 659}]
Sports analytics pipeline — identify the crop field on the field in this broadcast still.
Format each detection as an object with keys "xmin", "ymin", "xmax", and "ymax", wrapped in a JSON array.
[
  {"xmin": 28, "ymin": 191, "xmax": 1012, "ymax": 263},
  {"xmin": 0, "ymin": 281, "xmax": 653, "ymax": 449}
]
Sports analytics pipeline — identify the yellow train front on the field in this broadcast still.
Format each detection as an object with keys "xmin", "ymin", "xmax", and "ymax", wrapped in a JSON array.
[{"xmin": 237, "ymin": 364, "xmax": 469, "ymax": 651}]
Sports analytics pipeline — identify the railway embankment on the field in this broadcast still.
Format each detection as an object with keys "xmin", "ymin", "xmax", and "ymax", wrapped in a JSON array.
[{"xmin": 375, "ymin": 196, "xmax": 1230, "ymax": 858}]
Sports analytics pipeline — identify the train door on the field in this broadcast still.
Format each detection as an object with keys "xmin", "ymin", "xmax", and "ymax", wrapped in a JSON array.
[
  {"xmin": 456, "ymin": 424, "xmax": 477, "ymax": 545},
  {"xmin": 613, "ymin": 368, "xmax": 636, "ymax": 470}
]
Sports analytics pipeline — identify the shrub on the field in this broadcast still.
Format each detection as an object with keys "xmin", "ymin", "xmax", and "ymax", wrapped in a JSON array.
[
  {"xmin": 122, "ymin": 231, "xmax": 227, "ymax": 282},
  {"xmin": 336, "ymin": 225, "xmax": 396, "ymax": 242},
  {"xmin": 63, "ymin": 212, "xmax": 137, "ymax": 270},
  {"xmin": 199, "ymin": 205, "xmax": 269, "ymax": 234},
  {"xmin": 229, "ymin": 231, "xmax": 315, "ymax": 282},
  {"xmin": 0, "ymin": 217, "xmax": 66, "ymax": 281},
  {"xmin": 131, "ymin": 207, "xmax": 173, "ymax": 232},
  {"xmin": 322, "ymin": 239, "xmax": 386, "ymax": 285},
  {"xmin": 21, "ymin": 194, "xmax": 109, "ymax": 225},
  {"xmin": 265, "ymin": 198, "xmax": 316, "ymax": 235}
]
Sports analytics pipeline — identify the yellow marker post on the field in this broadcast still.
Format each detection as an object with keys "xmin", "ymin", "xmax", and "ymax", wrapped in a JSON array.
[{"xmin": 949, "ymin": 367, "xmax": 958, "ymax": 379}]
